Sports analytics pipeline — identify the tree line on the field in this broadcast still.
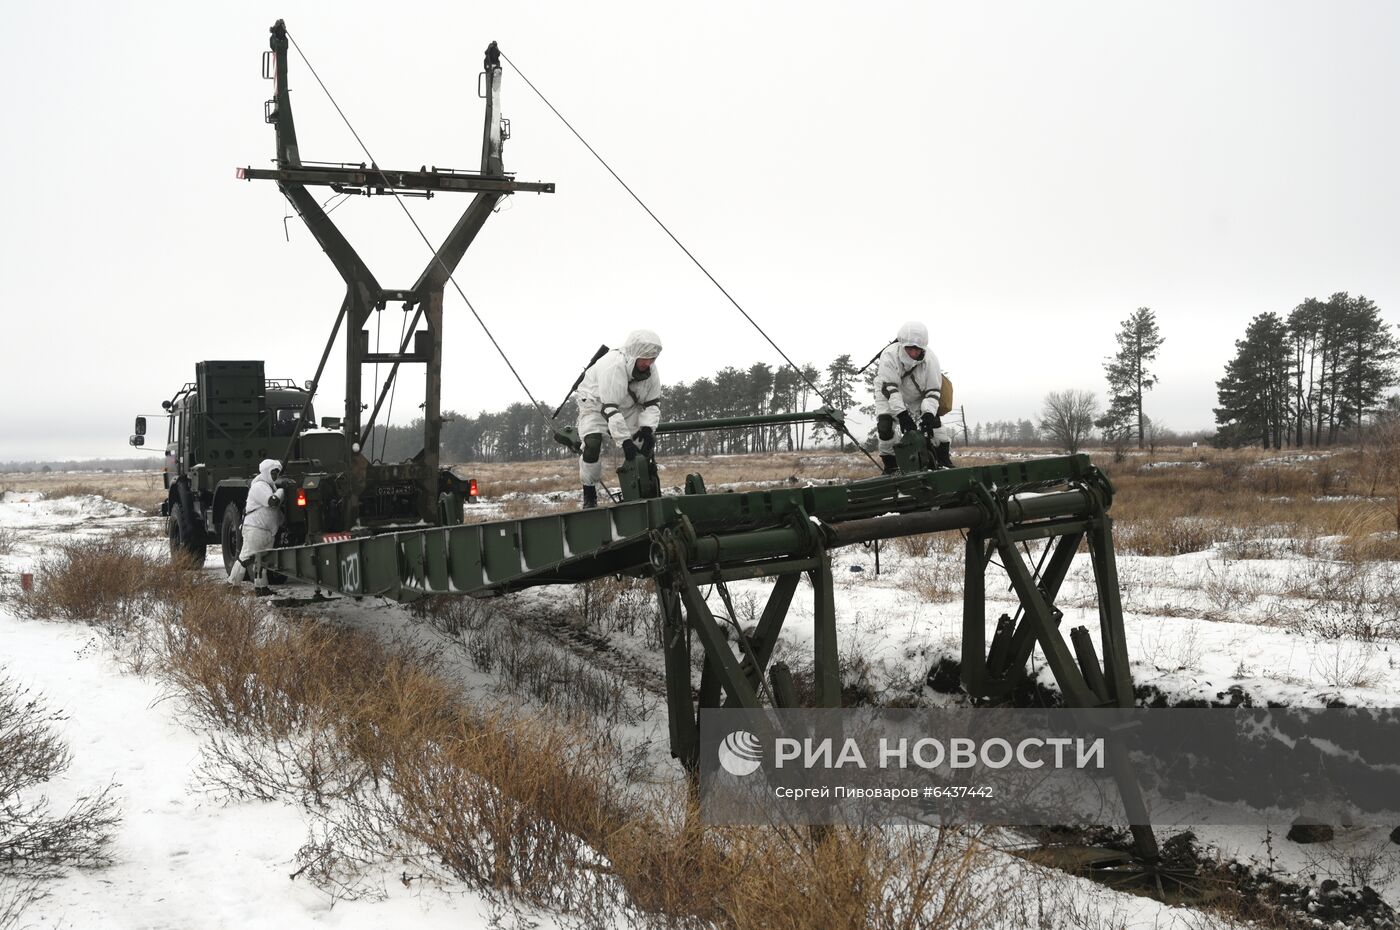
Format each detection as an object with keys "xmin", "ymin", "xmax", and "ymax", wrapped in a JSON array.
[
  {"xmin": 364, "ymin": 359, "xmax": 844, "ymax": 463},
  {"xmin": 1214, "ymin": 293, "xmax": 1400, "ymax": 448},
  {"xmin": 362, "ymin": 294, "xmax": 1398, "ymax": 464},
  {"xmin": 1037, "ymin": 295, "xmax": 1399, "ymax": 454}
]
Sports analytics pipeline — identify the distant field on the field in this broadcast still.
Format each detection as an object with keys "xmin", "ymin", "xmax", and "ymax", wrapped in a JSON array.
[
  {"xmin": 5, "ymin": 445, "xmax": 1396, "ymax": 557},
  {"xmin": 458, "ymin": 445, "xmax": 1400, "ymax": 558},
  {"xmin": 0, "ymin": 469, "xmax": 165, "ymax": 512}
]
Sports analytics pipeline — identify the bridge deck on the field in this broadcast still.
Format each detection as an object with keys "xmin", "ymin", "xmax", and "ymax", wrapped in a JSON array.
[{"xmin": 263, "ymin": 455, "xmax": 1101, "ymax": 601}]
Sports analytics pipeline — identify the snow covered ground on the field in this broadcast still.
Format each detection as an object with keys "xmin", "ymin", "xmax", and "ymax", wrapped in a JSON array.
[
  {"xmin": 0, "ymin": 493, "xmax": 571, "ymax": 930},
  {"xmin": 3, "ymin": 482, "xmax": 1398, "ymax": 928}
]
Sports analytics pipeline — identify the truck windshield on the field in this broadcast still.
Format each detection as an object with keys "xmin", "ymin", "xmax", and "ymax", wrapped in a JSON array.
[{"xmin": 272, "ymin": 405, "xmax": 314, "ymax": 436}]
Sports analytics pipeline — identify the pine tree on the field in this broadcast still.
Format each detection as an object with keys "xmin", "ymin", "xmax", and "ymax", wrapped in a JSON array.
[
  {"xmin": 1336, "ymin": 294, "xmax": 1400, "ymax": 435},
  {"xmin": 1285, "ymin": 294, "xmax": 1398, "ymax": 446},
  {"xmin": 1286, "ymin": 298, "xmax": 1327, "ymax": 446},
  {"xmin": 746, "ymin": 362, "xmax": 774, "ymax": 452},
  {"xmin": 818, "ymin": 354, "xmax": 860, "ymax": 450},
  {"xmin": 1096, "ymin": 307, "xmax": 1164, "ymax": 449},
  {"xmin": 1214, "ymin": 312, "xmax": 1291, "ymax": 448},
  {"xmin": 770, "ymin": 366, "xmax": 800, "ymax": 451}
]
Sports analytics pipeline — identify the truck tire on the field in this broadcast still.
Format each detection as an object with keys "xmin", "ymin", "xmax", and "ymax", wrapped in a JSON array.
[
  {"xmin": 220, "ymin": 501, "xmax": 244, "ymax": 576},
  {"xmin": 168, "ymin": 502, "xmax": 205, "ymax": 567}
]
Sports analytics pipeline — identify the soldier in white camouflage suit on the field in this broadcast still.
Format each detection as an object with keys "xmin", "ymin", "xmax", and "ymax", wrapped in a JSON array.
[
  {"xmin": 573, "ymin": 330, "xmax": 663, "ymax": 508},
  {"xmin": 227, "ymin": 458, "xmax": 284, "ymax": 593},
  {"xmin": 873, "ymin": 321, "xmax": 953, "ymax": 473}
]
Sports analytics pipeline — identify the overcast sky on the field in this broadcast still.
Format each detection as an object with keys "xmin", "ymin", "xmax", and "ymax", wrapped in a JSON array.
[{"xmin": 3, "ymin": 1, "xmax": 1398, "ymax": 461}]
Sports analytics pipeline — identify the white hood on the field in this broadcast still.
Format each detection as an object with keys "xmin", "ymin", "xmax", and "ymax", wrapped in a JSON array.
[
  {"xmin": 896, "ymin": 321, "xmax": 928, "ymax": 350},
  {"xmin": 621, "ymin": 329, "xmax": 663, "ymax": 369}
]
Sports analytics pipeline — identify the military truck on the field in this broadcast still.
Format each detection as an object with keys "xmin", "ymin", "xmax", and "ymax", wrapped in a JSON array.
[{"xmin": 130, "ymin": 359, "xmax": 476, "ymax": 573}]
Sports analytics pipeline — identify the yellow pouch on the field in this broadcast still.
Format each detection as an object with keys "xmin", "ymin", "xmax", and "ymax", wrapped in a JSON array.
[{"xmin": 937, "ymin": 375, "xmax": 954, "ymax": 417}]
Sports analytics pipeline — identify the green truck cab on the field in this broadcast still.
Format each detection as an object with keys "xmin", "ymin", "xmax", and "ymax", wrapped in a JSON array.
[{"xmin": 131, "ymin": 360, "xmax": 475, "ymax": 573}]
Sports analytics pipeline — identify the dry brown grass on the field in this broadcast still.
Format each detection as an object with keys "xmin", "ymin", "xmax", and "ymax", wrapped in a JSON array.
[
  {"xmin": 454, "ymin": 451, "xmax": 875, "ymax": 499},
  {"xmin": 1100, "ymin": 447, "xmax": 1398, "ymax": 559},
  {"xmin": 14, "ymin": 538, "xmax": 196, "ymax": 634},
  {"xmin": 906, "ymin": 559, "xmax": 963, "ymax": 603},
  {"xmin": 1, "ymin": 470, "xmax": 164, "ymax": 513},
  {"xmin": 463, "ymin": 446, "xmax": 1400, "ymax": 565},
  {"xmin": 891, "ymin": 533, "xmax": 961, "ymax": 560},
  {"xmin": 27, "ymin": 537, "xmax": 989, "ymax": 928},
  {"xmin": 41, "ymin": 482, "xmax": 110, "ymax": 501}
]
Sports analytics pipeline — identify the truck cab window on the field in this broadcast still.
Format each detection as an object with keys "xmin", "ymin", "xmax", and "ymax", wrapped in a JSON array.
[{"xmin": 273, "ymin": 407, "xmax": 303, "ymax": 436}]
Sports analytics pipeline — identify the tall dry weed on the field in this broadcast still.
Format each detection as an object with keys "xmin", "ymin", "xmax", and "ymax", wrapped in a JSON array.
[
  {"xmin": 574, "ymin": 573, "xmax": 656, "ymax": 639},
  {"xmin": 1278, "ymin": 561, "xmax": 1400, "ymax": 642},
  {"xmin": 599, "ymin": 818, "xmax": 989, "ymax": 930},
  {"xmin": 15, "ymin": 538, "xmax": 195, "ymax": 635}
]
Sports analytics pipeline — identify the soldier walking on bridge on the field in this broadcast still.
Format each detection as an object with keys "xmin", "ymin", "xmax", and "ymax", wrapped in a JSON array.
[
  {"xmin": 574, "ymin": 330, "xmax": 663, "ymax": 509},
  {"xmin": 873, "ymin": 321, "xmax": 954, "ymax": 473},
  {"xmin": 227, "ymin": 458, "xmax": 285, "ymax": 594}
]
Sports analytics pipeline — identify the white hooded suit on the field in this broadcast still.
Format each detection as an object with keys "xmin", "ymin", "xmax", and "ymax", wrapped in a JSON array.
[
  {"xmin": 227, "ymin": 458, "xmax": 284, "ymax": 587},
  {"xmin": 874, "ymin": 322, "xmax": 952, "ymax": 456},
  {"xmin": 574, "ymin": 330, "xmax": 663, "ymax": 488}
]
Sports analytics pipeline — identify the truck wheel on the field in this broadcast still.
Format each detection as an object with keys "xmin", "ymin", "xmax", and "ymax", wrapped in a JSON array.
[
  {"xmin": 220, "ymin": 501, "xmax": 243, "ymax": 576},
  {"xmin": 168, "ymin": 502, "xmax": 205, "ymax": 567},
  {"xmin": 167, "ymin": 512, "xmax": 182, "ymax": 563}
]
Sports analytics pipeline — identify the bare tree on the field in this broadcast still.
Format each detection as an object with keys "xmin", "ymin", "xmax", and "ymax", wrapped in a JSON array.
[
  {"xmin": 1143, "ymin": 415, "xmax": 1160, "ymax": 456},
  {"xmin": 1371, "ymin": 398, "xmax": 1400, "ymax": 533},
  {"xmin": 1039, "ymin": 390, "xmax": 1098, "ymax": 454}
]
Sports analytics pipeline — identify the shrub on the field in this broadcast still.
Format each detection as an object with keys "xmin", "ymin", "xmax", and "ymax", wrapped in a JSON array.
[
  {"xmin": 41, "ymin": 483, "xmax": 108, "ymax": 501},
  {"xmin": 15, "ymin": 538, "xmax": 194, "ymax": 636},
  {"xmin": 0, "ymin": 672, "xmax": 121, "ymax": 912}
]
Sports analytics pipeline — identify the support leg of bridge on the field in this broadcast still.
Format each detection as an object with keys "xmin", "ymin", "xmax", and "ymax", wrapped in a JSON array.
[
  {"xmin": 1088, "ymin": 514, "xmax": 1135, "ymax": 707},
  {"xmin": 994, "ymin": 515, "xmax": 1160, "ymax": 865},
  {"xmin": 725, "ymin": 572, "xmax": 800, "ymax": 708},
  {"xmin": 769, "ymin": 662, "xmax": 798, "ymax": 709},
  {"xmin": 657, "ymin": 584, "xmax": 699, "ymax": 770},
  {"xmin": 996, "ymin": 530, "xmax": 1084, "ymax": 681},
  {"xmin": 675, "ymin": 565, "xmax": 762, "ymax": 710},
  {"xmin": 809, "ymin": 550, "xmax": 841, "ymax": 708},
  {"xmin": 960, "ymin": 529, "xmax": 994, "ymax": 696},
  {"xmin": 993, "ymin": 525, "xmax": 1099, "ymax": 709}
]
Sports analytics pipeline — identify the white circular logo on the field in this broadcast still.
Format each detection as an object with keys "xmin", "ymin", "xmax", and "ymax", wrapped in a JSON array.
[{"xmin": 718, "ymin": 730, "xmax": 763, "ymax": 776}]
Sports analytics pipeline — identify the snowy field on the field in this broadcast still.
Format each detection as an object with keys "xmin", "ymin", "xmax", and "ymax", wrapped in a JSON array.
[
  {"xmin": 2, "ymin": 454, "xmax": 1399, "ymax": 928},
  {"xmin": 0, "ymin": 491, "xmax": 573, "ymax": 930}
]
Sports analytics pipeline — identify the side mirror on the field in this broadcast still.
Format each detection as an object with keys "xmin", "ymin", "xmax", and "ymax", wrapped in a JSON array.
[
  {"xmin": 320, "ymin": 416, "xmax": 342, "ymax": 429},
  {"xmin": 129, "ymin": 434, "xmax": 145, "ymax": 447},
  {"xmin": 134, "ymin": 416, "xmax": 147, "ymax": 436}
]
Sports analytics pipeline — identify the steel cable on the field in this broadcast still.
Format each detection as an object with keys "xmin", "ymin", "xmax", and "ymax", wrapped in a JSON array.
[{"xmin": 499, "ymin": 50, "xmax": 882, "ymax": 471}]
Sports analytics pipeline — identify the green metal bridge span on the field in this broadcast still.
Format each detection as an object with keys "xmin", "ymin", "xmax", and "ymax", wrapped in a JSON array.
[{"xmin": 264, "ymin": 453, "xmax": 1159, "ymax": 863}]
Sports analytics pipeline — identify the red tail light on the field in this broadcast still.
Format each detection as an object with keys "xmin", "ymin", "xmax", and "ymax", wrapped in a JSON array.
[
  {"xmin": 296, "ymin": 489, "xmax": 307, "ymax": 507},
  {"xmin": 468, "ymin": 478, "xmax": 478, "ymax": 497}
]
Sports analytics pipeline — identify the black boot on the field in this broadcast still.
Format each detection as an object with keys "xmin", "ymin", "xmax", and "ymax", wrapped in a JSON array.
[
  {"xmin": 581, "ymin": 485, "xmax": 598, "ymax": 509},
  {"xmin": 880, "ymin": 453, "xmax": 898, "ymax": 475},
  {"xmin": 935, "ymin": 442, "xmax": 953, "ymax": 469}
]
